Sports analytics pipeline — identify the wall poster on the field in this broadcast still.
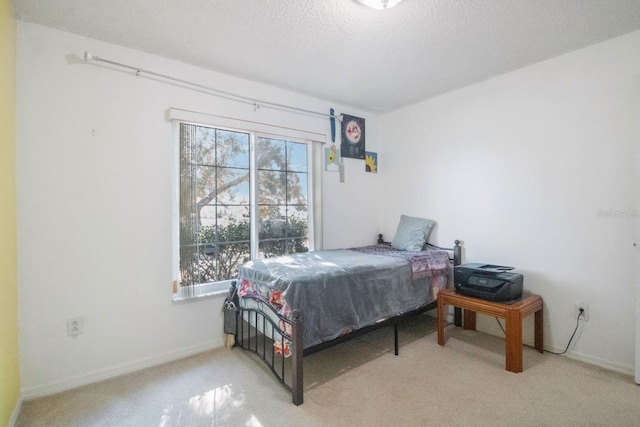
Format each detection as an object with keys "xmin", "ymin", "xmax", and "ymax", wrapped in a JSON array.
[
  {"xmin": 324, "ymin": 146, "xmax": 340, "ymax": 172},
  {"xmin": 365, "ymin": 151, "xmax": 377, "ymax": 173},
  {"xmin": 340, "ymin": 114, "xmax": 365, "ymax": 159}
]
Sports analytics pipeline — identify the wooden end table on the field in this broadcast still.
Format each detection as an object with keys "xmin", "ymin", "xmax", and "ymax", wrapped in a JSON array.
[{"xmin": 437, "ymin": 288, "xmax": 543, "ymax": 373}]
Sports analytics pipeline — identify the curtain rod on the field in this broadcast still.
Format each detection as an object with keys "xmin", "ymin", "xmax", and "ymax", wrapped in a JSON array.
[{"xmin": 83, "ymin": 51, "xmax": 342, "ymax": 122}]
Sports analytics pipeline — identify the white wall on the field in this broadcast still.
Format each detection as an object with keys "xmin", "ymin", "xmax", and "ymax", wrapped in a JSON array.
[
  {"xmin": 17, "ymin": 20, "xmax": 639, "ymax": 397},
  {"xmin": 379, "ymin": 31, "xmax": 640, "ymax": 373},
  {"xmin": 16, "ymin": 22, "xmax": 380, "ymax": 397}
]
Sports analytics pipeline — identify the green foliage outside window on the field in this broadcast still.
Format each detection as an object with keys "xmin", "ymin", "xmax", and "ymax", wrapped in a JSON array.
[
  {"xmin": 179, "ymin": 216, "xmax": 308, "ymax": 286},
  {"xmin": 178, "ymin": 124, "xmax": 310, "ymax": 288}
]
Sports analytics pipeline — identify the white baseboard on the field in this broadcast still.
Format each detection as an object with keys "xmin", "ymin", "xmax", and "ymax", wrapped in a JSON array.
[
  {"xmin": 9, "ymin": 397, "xmax": 22, "ymax": 427},
  {"xmin": 21, "ymin": 338, "xmax": 223, "ymax": 400},
  {"xmin": 563, "ymin": 349, "xmax": 634, "ymax": 377},
  {"xmin": 429, "ymin": 307, "xmax": 634, "ymax": 376},
  {"xmin": 477, "ymin": 323, "xmax": 634, "ymax": 377}
]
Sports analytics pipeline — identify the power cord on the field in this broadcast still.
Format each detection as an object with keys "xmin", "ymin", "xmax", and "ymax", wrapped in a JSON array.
[{"xmin": 494, "ymin": 308, "xmax": 584, "ymax": 355}]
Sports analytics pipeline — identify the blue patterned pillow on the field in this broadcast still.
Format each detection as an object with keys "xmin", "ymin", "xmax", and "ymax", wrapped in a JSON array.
[{"xmin": 391, "ymin": 215, "xmax": 435, "ymax": 251}]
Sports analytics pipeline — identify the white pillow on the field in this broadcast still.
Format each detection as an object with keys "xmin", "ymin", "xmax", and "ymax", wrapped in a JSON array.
[{"xmin": 391, "ymin": 215, "xmax": 435, "ymax": 251}]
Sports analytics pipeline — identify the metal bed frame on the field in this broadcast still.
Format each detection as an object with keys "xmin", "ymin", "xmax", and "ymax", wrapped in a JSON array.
[{"xmin": 229, "ymin": 240, "xmax": 462, "ymax": 405}]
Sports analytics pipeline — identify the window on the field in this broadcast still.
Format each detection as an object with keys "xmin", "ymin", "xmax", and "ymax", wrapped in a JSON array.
[
  {"xmin": 256, "ymin": 136, "xmax": 310, "ymax": 258},
  {"xmin": 175, "ymin": 122, "xmax": 317, "ymax": 295}
]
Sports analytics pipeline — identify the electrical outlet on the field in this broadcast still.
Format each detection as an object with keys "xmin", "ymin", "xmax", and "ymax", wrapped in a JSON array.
[
  {"xmin": 575, "ymin": 303, "xmax": 589, "ymax": 321},
  {"xmin": 67, "ymin": 317, "xmax": 83, "ymax": 336}
]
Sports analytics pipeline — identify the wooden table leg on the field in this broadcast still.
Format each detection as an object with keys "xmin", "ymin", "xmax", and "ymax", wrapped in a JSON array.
[
  {"xmin": 505, "ymin": 309, "xmax": 523, "ymax": 373},
  {"xmin": 535, "ymin": 308, "xmax": 544, "ymax": 353},
  {"xmin": 437, "ymin": 297, "xmax": 445, "ymax": 346},
  {"xmin": 463, "ymin": 309, "xmax": 476, "ymax": 330}
]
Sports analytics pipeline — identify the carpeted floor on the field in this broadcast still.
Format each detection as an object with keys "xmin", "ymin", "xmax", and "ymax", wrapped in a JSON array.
[{"xmin": 16, "ymin": 314, "xmax": 640, "ymax": 426}]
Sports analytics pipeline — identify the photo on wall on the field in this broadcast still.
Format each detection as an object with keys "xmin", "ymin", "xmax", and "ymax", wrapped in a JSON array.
[
  {"xmin": 325, "ymin": 146, "xmax": 341, "ymax": 172},
  {"xmin": 340, "ymin": 114, "xmax": 365, "ymax": 159},
  {"xmin": 365, "ymin": 151, "xmax": 377, "ymax": 173}
]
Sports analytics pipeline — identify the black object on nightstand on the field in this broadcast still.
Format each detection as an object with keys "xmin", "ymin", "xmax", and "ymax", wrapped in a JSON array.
[{"xmin": 454, "ymin": 263, "xmax": 523, "ymax": 303}]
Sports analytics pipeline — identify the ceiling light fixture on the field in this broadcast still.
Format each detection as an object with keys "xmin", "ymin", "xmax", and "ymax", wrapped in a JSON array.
[{"xmin": 357, "ymin": 0, "xmax": 404, "ymax": 10}]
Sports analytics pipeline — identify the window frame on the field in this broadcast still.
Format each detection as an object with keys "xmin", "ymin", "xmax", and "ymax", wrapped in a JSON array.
[{"xmin": 168, "ymin": 108, "xmax": 324, "ymax": 300}]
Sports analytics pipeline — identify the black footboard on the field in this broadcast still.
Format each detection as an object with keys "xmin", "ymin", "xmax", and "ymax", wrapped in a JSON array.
[{"xmin": 234, "ymin": 294, "xmax": 304, "ymax": 405}]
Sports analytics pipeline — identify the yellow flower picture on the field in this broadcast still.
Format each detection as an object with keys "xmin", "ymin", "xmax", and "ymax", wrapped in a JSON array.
[
  {"xmin": 365, "ymin": 152, "xmax": 377, "ymax": 173},
  {"xmin": 324, "ymin": 146, "xmax": 340, "ymax": 172}
]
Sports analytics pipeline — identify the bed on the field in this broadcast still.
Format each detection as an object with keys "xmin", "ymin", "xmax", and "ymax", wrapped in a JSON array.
[{"xmin": 225, "ymin": 216, "xmax": 462, "ymax": 405}]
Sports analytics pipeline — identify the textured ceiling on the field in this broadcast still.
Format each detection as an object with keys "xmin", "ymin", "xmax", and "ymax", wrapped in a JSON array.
[{"xmin": 11, "ymin": 0, "xmax": 640, "ymax": 112}]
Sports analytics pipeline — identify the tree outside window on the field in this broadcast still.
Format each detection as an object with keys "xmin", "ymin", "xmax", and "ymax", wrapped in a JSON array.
[{"xmin": 179, "ymin": 124, "xmax": 310, "ymax": 287}]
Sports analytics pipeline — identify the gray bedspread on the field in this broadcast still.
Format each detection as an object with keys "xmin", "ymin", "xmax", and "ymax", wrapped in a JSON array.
[{"xmin": 237, "ymin": 245, "xmax": 451, "ymax": 349}]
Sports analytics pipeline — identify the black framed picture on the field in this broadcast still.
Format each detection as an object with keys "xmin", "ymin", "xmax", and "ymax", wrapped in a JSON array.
[{"xmin": 340, "ymin": 114, "xmax": 365, "ymax": 159}]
